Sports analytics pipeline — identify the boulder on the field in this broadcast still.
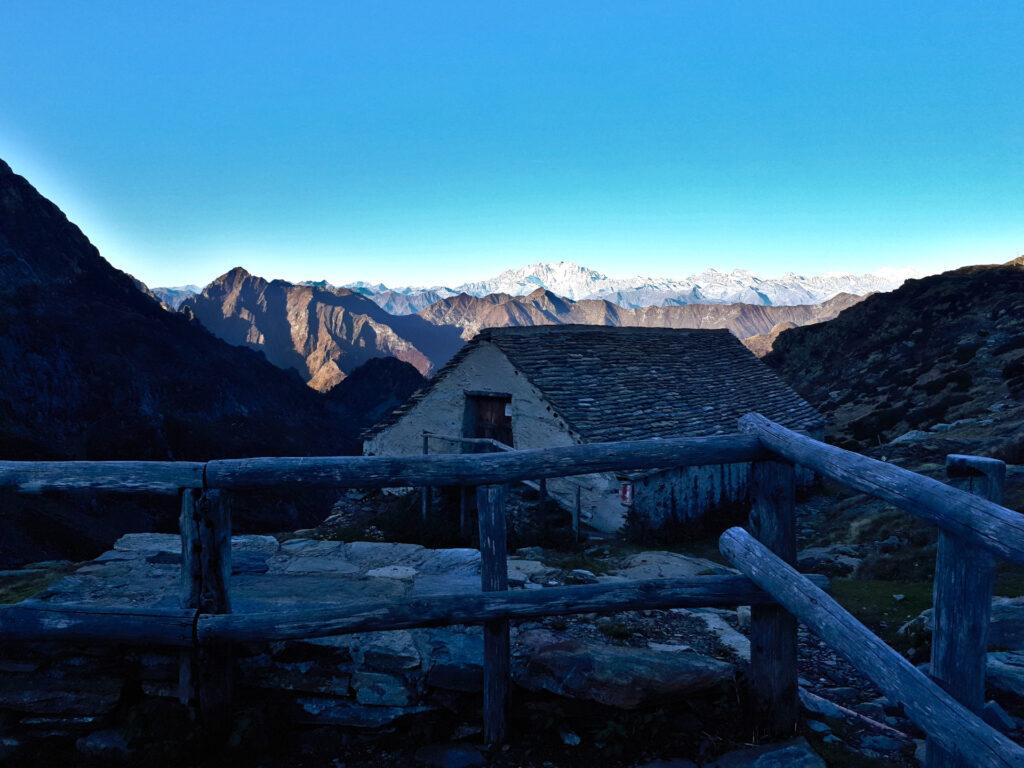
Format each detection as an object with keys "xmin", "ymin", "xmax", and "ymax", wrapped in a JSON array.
[
  {"xmin": 419, "ymin": 626, "xmax": 484, "ymax": 692},
  {"xmin": 568, "ymin": 568, "xmax": 599, "ymax": 584},
  {"xmin": 796, "ymin": 545, "xmax": 862, "ymax": 577},
  {"xmin": 75, "ymin": 729, "xmax": 131, "ymax": 761},
  {"xmin": 514, "ymin": 630, "xmax": 733, "ymax": 709},
  {"xmin": 506, "ymin": 559, "xmax": 556, "ymax": 586},
  {"xmin": 414, "ymin": 743, "xmax": 485, "ymax": 768},
  {"xmin": 352, "ymin": 671, "xmax": 415, "ymax": 706},
  {"xmin": 900, "ymin": 597, "xmax": 1024, "ymax": 650},
  {"xmin": 706, "ymin": 737, "xmax": 825, "ymax": 767},
  {"xmin": 293, "ymin": 697, "xmax": 431, "ymax": 727},
  {"xmin": 611, "ymin": 551, "xmax": 733, "ymax": 580},
  {"xmin": 354, "ymin": 630, "xmax": 422, "ymax": 672},
  {"xmin": 987, "ymin": 651, "xmax": 1024, "ymax": 700},
  {"xmin": 674, "ymin": 608, "xmax": 750, "ymax": 661}
]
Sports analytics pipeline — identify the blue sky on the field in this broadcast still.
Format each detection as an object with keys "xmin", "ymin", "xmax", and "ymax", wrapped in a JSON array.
[{"xmin": 2, "ymin": 1, "xmax": 1022, "ymax": 289}]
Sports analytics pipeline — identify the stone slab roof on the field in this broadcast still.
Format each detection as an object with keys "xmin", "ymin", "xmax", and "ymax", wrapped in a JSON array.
[{"xmin": 366, "ymin": 325, "xmax": 823, "ymax": 442}]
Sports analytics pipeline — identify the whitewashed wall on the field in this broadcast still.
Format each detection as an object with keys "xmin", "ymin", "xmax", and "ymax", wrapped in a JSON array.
[{"xmin": 363, "ymin": 342, "xmax": 628, "ymax": 532}]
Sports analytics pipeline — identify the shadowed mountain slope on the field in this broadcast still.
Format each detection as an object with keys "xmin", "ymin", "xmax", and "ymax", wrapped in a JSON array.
[
  {"xmin": 183, "ymin": 269, "xmax": 464, "ymax": 391},
  {"xmin": 0, "ymin": 159, "xmax": 355, "ymax": 461},
  {"xmin": 765, "ymin": 258, "xmax": 1024, "ymax": 456},
  {"xmin": 326, "ymin": 356, "xmax": 426, "ymax": 437},
  {"xmin": 417, "ymin": 288, "xmax": 863, "ymax": 342},
  {"xmin": 0, "ymin": 158, "xmax": 398, "ymax": 565}
]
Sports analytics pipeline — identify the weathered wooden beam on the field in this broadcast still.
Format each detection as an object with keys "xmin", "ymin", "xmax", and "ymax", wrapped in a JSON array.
[
  {"xmin": 927, "ymin": 455, "xmax": 1007, "ymax": 768},
  {"xmin": 478, "ymin": 484, "xmax": 509, "ymax": 746},
  {"xmin": 739, "ymin": 413, "xmax": 1024, "ymax": 565},
  {"xmin": 0, "ymin": 573, "xmax": 828, "ymax": 646},
  {"xmin": 179, "ymin": 488, "xmax": 203, "ymax": 610},
  {"xmin": 179, "ymin": 490, "xmax": 233, "ymax": 738},
  {"xmin": 198, "ymin": 572, "xmax": 828, "ymax": 641},
  {"xmin": 420, "ymin": 433, "xmax": 431, "ymax": 522},
  {"xmin": 748, "ymin": 459, "xmax": 798, "ymax": 738},
  {"xmin": 459, "ymin": 485, "xmax": 472, "ymax": 541},
  {"xmin": 205, "ymin": 434, "xmax": 765, "ymax": 489},
  {"xmin": 721, "ymin": 527, "xmax": 1024, "ymax": 768},
  {"xmin": 573, "ymin": 485, "xmax": 581, "ymax": 542},
  {"xmin": 0, "ymin": 460, "xmax": 204, "ymax": 494},
  {"xmin": 0, "ymin": 601, "xmax": 195, "ymax": 645}
]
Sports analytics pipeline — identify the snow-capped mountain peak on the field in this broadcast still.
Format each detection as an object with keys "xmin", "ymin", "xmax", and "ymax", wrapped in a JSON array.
[
  {"xmin": 457, "ymin": 261, "xmax": 619, "ymax": 301},
  {"xmin": 159, "ymin": 261, "xmax": 903, "ymax": 315}
]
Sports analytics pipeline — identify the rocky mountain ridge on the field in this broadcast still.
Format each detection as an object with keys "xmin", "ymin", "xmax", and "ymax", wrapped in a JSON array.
[
  {"xmin": 181, "ymin": 268, "xmax": 464, "ymax": 391},
  {"xmin": 419, "ymin": 287, "xmax": 864, "ymax": 343},
  {"xmin": 766, "ymin": 258, "xmax": 1024, "ymax": 458},
  {"xmin": 179, "ymin": 270, "xmax": 864, "ymax": 389}
]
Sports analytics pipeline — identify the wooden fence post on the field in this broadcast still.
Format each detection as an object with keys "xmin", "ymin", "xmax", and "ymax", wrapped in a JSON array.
[
  {"xmin": 460, "ymin": 485, "xmax": 472, "ymax": 542},
  {"xmin": 421, "ymin": 434, "xmax": 432, "ymax": 523},
  {"xmin": 179, "ymin": 488, "xmax": 233, "ymax": 739},
  {"xmin": 926, "ymin": 455, "xmax": 1006, "ymax": 768},
  {"xmin": 573, "ymin": 485, "xmax": 581, "ymax": 543},
  {"xmin": 747, "ymin": 459, "xmax": 798, "ymax": 739},
  {"xmin": 477, "ymin": 484, "xmax": 509, "ymax": 746}
]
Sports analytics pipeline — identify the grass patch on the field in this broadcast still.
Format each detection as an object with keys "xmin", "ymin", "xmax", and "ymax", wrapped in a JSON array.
[
  {"xmin": 597, "ymin": 619, "xmax": 633, "ymax": 641},
  {"xmin": 996, "ymin": 566, "xmax": 1024, "ymax": 598},
  {"xmin": 0, "ymin": 571, "xmax": 63, "ymax": 604},
  {"xmin": 534, "ymin": 551, "xmax": 614, "ymax": 575},
  {"xmin": 830, "ymin": 578, "xmax": 933, "ymax": 646}
]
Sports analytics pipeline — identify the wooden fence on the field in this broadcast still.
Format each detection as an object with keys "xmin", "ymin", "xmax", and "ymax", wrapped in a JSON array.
[
  {"xmin": 421, "ymin": 431, "xmax": 584, "ymax": 540},
  {"xmin": 0, "ymin": 414, "xmax": 1022, "ymax": 766}
]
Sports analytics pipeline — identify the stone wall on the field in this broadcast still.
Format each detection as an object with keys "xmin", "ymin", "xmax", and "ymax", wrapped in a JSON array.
[{"xmin": 0, "ymin": 534, "xmax": 741, "ymax": 763}]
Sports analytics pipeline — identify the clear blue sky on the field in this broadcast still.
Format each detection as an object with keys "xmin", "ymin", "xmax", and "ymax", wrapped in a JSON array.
[{"xmin": 2, "ymin": 1, "xmax": 1022, "ymax": 288}]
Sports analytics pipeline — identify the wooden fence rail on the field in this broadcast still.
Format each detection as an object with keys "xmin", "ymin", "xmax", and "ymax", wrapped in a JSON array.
[
  {"xmin": 0, "ymin": 433, "xmax": 764, "ymax": 493},
  {"xmin": 721, "ymin": 527, "xmax": 1024, "ymax": 768},
  {"xmin": 0, "ymin": 573, "xmax": 824, "ymax": 646},
  {"xmin": 1, "ymin": 413, "xmax": 1022, "ymax": 763},
  {"xmin": 739, "ymin": 413, "xmax": 1024, "ymax": 565}
]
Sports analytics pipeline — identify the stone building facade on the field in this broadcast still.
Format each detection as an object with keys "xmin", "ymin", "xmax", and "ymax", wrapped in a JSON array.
[{"xmin": 364, "ymin": 325, "xmax": 823, "ymax": 536}]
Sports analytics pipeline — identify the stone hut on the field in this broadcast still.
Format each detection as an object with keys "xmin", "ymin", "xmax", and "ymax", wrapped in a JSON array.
[{"xmin": 363, "ymin": 325, "xmax": 823, "ymax": 536}]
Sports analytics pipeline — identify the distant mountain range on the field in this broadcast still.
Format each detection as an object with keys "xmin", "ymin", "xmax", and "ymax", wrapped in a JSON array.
[
  {"xmin": 181, "ymin": 268, "xmax": 465, "ymax": 391},
  {"xmin": 151, "ymin": 284, "xmax": 200, "ymax": 309},
  {"xmin": 159, "ymin": 260, "xmax": 899, "ymax": 315},
  {"xmin": 172, "ymin": 266, "xmax": 865, "ymax": 391},
  {"xmin": 417, "ymin": 287, "xmax": 864, "ymax": 342}
]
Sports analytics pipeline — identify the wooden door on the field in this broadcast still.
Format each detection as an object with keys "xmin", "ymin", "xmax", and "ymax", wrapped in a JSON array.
[{"xmin": 464, "ymin": 394, "xmax": 513, "ymax": 447}]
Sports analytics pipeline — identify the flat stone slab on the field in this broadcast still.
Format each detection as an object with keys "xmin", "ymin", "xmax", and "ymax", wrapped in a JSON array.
[
  {"xmin": 514, "ymin": 629, "xmax": 734, "ymax": 709},
  {"xmin": 610, "ymin": 551, "xmax": 734, "ymax": 580},
  {"xmin": 706, "ymin": 737, "xmax": 825, "ymax": 768},
  {"xmin": 40, "ymin": 535, "xmax": 481, "ymax": 611}
]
